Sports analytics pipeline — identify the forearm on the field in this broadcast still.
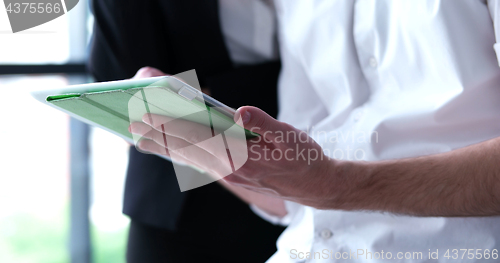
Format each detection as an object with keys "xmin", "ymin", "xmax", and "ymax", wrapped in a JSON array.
[
  {"xmin": 336, "ymin": 137, "xmax": 500, "ymax": 216},
  {"xmin": 219, "ymin": 180, "xmax": 287, "ymax": 217}
]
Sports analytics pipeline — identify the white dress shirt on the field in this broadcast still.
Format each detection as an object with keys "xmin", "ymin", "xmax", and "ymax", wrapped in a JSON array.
[
  {"xmin": 266, "ymin": 0, "xmax": 500, "ymax": 262},
  {"xmin": 219, "ymin": 0, "xmax": 278, "ymax": 65}
]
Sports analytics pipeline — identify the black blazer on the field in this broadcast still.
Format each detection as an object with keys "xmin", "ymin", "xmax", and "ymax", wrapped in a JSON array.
[{"xmin": 89, "ymin": 0, "xmax": 283, "ymax": 257}]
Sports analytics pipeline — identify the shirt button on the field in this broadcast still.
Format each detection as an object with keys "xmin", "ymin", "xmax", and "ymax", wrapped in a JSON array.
[
  {"xmin": 369, "ymin": 57, "xmax": 378, "ymax": 68},
  {"xmin": 320, "ymin": 229, "xmax": 333, "ymax": 240}
]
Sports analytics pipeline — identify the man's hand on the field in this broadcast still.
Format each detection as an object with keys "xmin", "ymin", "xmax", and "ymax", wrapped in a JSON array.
[
  {"xmin": 129, "ymin": 66, "xmax": 288, "ymax": 216},
  {"xmin": 129, "ymin": 104, "xmax": 352, "ymax": 209}
]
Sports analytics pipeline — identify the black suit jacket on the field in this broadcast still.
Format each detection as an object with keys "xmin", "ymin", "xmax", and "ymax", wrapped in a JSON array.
[{"xmin": 88, "ymin": 0, "xmax": 283, "ymax": 253}]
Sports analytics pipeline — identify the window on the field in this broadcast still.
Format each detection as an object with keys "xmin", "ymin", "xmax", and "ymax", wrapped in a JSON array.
[{"xmin": 0, "ymin": 2, "xmax": 129, "ymax": 262}]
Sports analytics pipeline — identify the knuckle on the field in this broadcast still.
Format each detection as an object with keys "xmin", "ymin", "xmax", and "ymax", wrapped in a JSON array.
[
  {"xmin": 186, "ymin": 130, "xmax": 201, "ymax": 144},
  {"xmin": 174, "ymin": 147, "xmax": 188, "ymax": 158},
  {"xmin": 224, "ymin": 174, "xmax": 239, "ymax": 184},
  {"xmin": 253, "ymin": 117, "xmax": 268, "ymax": 131},
  {"xmin": 137, "ymin": 66, "xmax": 155, "ymax": 77},
  {"xmin": 141, "ymin": 66, "xmax": 154, "ymax": 72},
  {"xmin": 153, "ymin": 132, "xmax": 165, "ymax": 147}
]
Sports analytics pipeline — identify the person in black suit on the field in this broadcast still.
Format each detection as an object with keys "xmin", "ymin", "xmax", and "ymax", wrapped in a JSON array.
[{"xmin": 88, "ymin": 0, "xmax": 285, "ymax": 262}]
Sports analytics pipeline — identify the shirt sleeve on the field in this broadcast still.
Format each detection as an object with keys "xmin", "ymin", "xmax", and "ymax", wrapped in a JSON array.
[
  {"xmin": 250, "ymin": 200, "xmax": 303, "ymax": 226},
  {"xmin": 488, "ymin": 0, "xmax": 500, "ymax": 66}
]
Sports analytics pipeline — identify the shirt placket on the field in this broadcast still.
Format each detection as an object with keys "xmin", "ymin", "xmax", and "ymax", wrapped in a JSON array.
[{"xmin": 310, "ymin": 1, "xmax": 379, "ymax": 261}]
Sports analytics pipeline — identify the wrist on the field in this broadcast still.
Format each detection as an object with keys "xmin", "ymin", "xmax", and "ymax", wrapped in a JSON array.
[{"xmin": 323, "ymin": 159, "xmax": 376, "ymax": 211}]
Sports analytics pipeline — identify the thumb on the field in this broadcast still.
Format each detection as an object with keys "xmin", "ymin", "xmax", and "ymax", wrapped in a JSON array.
[{"xmin": 235, "ymin": 106, "xmax": 288, "ymax": 141}]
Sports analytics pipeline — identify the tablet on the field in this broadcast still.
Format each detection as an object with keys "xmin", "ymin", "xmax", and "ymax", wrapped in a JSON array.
[{"xmin": 31, "ymin": 72, "xmax": 257, "ymax": 157}]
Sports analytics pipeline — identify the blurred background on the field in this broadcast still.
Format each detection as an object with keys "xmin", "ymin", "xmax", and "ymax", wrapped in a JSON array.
[{"xmin": 0, "ymin": 1, "xmax": 129, "ymax": 262}]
